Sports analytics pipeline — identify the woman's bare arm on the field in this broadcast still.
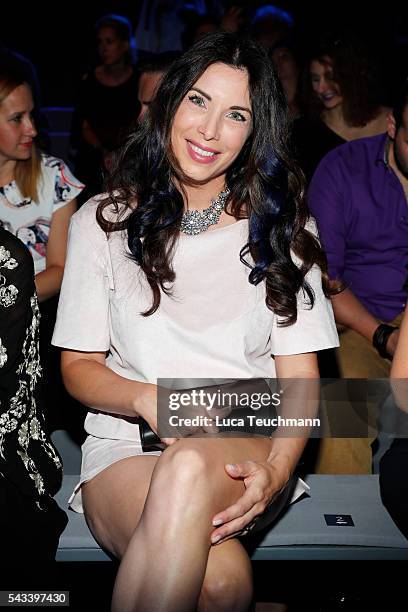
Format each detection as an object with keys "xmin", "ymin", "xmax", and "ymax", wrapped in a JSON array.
[
  {"xmin": 61, "ymin": 350, "xmax": 157, "ymax": 423},
  {"xmin": 35, "ymin": 199, "xmax": 76, "ymax": 302},
  {"xmin": 266, "ymin": 351, "xmax": 320, "ymax": 479}
]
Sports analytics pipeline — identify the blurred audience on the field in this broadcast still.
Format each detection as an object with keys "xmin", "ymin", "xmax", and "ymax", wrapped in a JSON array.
[
  {"xmin": 181, "ymin": 3, "xmax": 250, "ymax": 50},
  {"xmin": 308, "ymin": 81, "xmax": 408, "ymax": 473},
  {"xmin": 71, "ymin": 14, "xmax": 140, "ymax": 205},
  {"xmin": 293, "ymin": 31, "xmax": 391, "ymax": 182},
  {"xmin": 137, "ymin": 52, "xmax": 180, "ymax": 120},
  {"xmin": 250, "ymin": 4, "xmax": 294, "ymax": 51},
  {"xmin": 135, "ymin": 0, "xmax": 209, "ymax": 55},
  {"xmin": 270, "ymin": 41, "xmax": 302, "ymax": 119}
]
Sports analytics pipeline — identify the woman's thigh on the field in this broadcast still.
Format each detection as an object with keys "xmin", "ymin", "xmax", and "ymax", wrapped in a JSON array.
[
  {"xmin": 81, "ymin": 455, "xmax": 159, "ymax": 558},
  {"xmin": 81, "ymin": 435, "xmax": 272, "ymax": 553}
]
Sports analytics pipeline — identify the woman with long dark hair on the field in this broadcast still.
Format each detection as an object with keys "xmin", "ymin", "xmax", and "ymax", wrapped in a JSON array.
[{"xmin": 53, "ymin": 32, "xmax": 338, "ymax": 611}]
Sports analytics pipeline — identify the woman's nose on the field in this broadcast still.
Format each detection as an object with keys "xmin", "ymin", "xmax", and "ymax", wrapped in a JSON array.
[
  {"xmin": 313, "ymin": 79, "xmax": 323, "ymax": 93},
  {"xmin": 25, "ymin": 116, "xmax": 37, "ymax": 138},
  {"xmin": 198, "ymin": 112, "xmax": 221, "ymax": 141},
  {"xmin": 317, "ymin": 78, "xmax": 330, "ymax": 94}
]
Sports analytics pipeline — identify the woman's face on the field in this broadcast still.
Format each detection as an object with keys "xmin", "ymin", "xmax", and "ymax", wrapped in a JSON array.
[
  {"xmin": 0, "ymin": 83, "xmax": 36, "ymax": 165},
  {"xmin": 310, "ymin": 57, "xmax": 343, "ymax": 110},
  {"xmin": 97, "ymin": 26, "xmax": 129, "ymax": 66},
  {"xmin": 170, "ymin": 63, "xmax": 252, "ymax": 187}
]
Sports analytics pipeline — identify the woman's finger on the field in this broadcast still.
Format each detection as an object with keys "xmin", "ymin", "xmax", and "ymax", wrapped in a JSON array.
[
  {"xmin": 161, "ymin": 437, "xmax": 179, "ymax": 446},
  {"xmin": 212, "ymin": 462, "xmax": 274, "ymax": 526},
  {"xmin": 210, "ymin": 508, "xmax": 262, "ymax": 544}
]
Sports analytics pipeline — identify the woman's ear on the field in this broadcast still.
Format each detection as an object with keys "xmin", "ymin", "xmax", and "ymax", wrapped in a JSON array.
[{"xmin": 386, "ymin": 112, "xmax": 397, "ymax": 140}]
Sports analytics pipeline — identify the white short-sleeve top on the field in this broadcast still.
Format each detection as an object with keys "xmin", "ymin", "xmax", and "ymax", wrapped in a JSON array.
[
  {"xmin": 0, "ymin": 155, "xmax": 84, "ymax": 274},
  {"xmin": 52, "ymin": 197, "xmax": 339, "ymax": 441}
]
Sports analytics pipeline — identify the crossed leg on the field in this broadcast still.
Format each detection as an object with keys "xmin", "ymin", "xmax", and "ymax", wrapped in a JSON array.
[{"xmin": 82, "ymin": 436, "xmax": 272, "ymax": 612}]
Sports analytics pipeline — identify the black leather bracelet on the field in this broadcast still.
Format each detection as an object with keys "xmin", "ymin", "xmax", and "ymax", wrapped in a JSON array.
[{"xmin": 372, "ymin": 323, "xmax": 398, "ymax": 359}]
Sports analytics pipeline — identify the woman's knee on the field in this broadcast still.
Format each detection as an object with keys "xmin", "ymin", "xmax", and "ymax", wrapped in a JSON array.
[
  {"xmin": 198, "ymin": 561, "xmax": 253, "ymax": 612},
  {"xmin": 143, "ymin": 443, "xmax": 224, "ymax": 525},
  {"xmin": 153, "ymin": 442, "xmax": 217, "ymax": 491}
]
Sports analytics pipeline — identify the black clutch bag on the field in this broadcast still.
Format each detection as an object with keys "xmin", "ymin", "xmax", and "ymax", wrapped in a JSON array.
[{"xmin": 139, "ymin": 418, "xmax": 165, "ymax": 452}]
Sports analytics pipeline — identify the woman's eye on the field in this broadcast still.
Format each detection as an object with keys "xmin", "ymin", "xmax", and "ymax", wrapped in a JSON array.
[
  {"xmin": 227, "ymin": 111, "xmax": 246, "ymax": 122},
  {"xmin": 188, "ymin": 94, "xmax": 205, "ymax": 107},
  {"xmin": 11, "ymin": 115, "xmax": 22, "ymax": 123}
]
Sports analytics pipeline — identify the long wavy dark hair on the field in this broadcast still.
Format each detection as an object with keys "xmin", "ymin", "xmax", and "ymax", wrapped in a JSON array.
[{"xmin": 98, "ymin": 31, "xmax": 332, "ymax": 324}]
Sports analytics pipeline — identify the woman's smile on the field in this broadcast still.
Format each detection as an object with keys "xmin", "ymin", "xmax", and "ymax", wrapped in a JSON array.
[{"xmin": 186, "ymin": 139, "xmax": 221, "ymax": 164}]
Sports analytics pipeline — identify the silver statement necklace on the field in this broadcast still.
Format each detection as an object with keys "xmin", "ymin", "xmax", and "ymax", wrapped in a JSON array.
[{"xmin": 180, "ymin": 187, "xmax": 230, "ymax": 235}]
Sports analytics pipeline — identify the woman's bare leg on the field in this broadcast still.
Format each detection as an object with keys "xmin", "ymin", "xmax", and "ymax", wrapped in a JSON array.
[
  {"xmin": 84, "ymin": 454, "xmax": 253, "ymax": 611},
  {"xmin": 197, "ymin": 538, "xmax": 253, "ymax": 612},
  {"xmin": 111, "ymin": 436, "xmax": 270, "ymax": 612},
  {"xmin": 81, "ymin": 437, "xmax": 270, "ymax": 611},
  {"xmin": 81, "ymin": 455, "xmax": 159, "ymax": 557}
]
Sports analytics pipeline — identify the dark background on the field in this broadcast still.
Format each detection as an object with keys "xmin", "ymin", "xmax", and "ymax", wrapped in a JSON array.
[{"xmin": 2, "ymin": 0, "xmax": 408, "ymax": 106}]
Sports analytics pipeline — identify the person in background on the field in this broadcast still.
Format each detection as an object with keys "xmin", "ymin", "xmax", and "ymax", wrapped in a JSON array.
[
  {"xmin": 72, "ymin": 14, "xmax": 139, "ymax": 205},
  {"xmin": 270, "ymin": 41, "xmax": 302, "ymax": 120},
  {"xmin": 53, "ymin": 32, "xmax": 338, "ymax": 611},
  {"xmin": 137, "ymin": 52, "xmax": 180, "ymax": 120},
  {"xmin": 135, "ymin": 0, "xmax": 218, "ymax": 56},
  {"xmin": 0, "ymin": 63, "xmax": 83, "ymax": 430},
  {"xmin": 293, "ymin": 31, "xmax": 391, "ymax": 182},
  {"xmin": 0, "ymin": 227, "xmax": 67, "ymax": 562},
  {"xmin": 250, "ymin": 4, "xmax": 294, "ymax": 52},
  {"xmin": 0, "ymin": 43, "xmax": 50, "ymax": 152},
  {"xmin": 308, "ymin": 82, "xmax": 408, "ymax": 474},
  {"xmin": 0, "ymin": 63, "xmax": 81, "ymax": 303},
  {"xmin": 181, "ymin": 3, "xmax": 251, "ymax": 51}
]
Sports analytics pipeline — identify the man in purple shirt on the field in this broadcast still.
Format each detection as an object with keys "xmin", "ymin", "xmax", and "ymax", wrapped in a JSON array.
[{"xmin": 308, "ymin": 85, "xmax": 408, "ymax": 474}]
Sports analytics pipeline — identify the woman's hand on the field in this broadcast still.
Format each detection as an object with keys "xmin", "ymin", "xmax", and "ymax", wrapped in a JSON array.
[{"xmin": 210, "ymin": 460, "xmax": 289, "ymax": 544}]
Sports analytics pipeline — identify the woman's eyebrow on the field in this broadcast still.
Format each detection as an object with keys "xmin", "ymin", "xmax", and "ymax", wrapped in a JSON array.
[
  {"xmin": 230, "ymin": 105, "xmax": 252, "ymax": 116},
  {"xmin": 191, "ymin": 87, "xmax": 252, "ymax": 115},
  {"xmin": 191, "ymin": 87, "xmax": 212, "ymax": 101}
]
